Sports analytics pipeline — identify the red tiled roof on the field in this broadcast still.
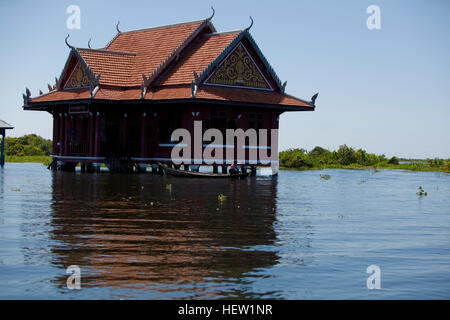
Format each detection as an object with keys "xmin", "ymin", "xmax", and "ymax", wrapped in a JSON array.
[
  {"xmin": 77, "ymin": 48, "xmax": 136, "ymax": 87},
  {"xmin": 30, "ymin": 88, "xmax": 91, "ymax": 102},
  {"xmin": 95, "ymin": 88, "xmax": 141, "ymax": 100},
  {"xmin": 157, "ymin": 31, "xmax": 241, "ymax": 86},
  {"xmin": 106, "ymin": 20, "xmax": 205, "ymax": 86},
  {"xmin": 26, "ymin": 19, "xmax": 314, "ymax": 110},
  {"xmin": 147, "ymin": 86, "xmax": 313, "ymax": 108},
  {"xmin": 195, "ymin": 87, "xmax": 312, "ymax": 108}
]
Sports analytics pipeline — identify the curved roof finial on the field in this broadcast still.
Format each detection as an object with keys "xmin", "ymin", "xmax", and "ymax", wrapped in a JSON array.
[
  {"xmin": 245, "ymin": 16, "xmax": 254, "ymax": 31},
  {"xmin": 65, "ymin": 34, "xmax": 73, "ymax": 49},
  {"xmin": 116, "ymin": 21, "xmax": 122, "ymax": 34},
  {"xmin": 311, "ymin": 93, "xmax": 319, "ymax": 106},
  {"xmin": 207, "ymin": 6, "xmax": 215, "ymax": 21},
  {"xmin": 88, "ymin": 38, "xmax": 92, "ymax": 49}
]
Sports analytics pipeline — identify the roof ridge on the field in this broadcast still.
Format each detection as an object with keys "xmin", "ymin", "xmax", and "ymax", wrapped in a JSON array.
[
  {"xmin": 202, "ymin": 30, "xmax": 244, "ymax": 36},
  {"xmin": 118, "ymin": 19, "xmax": 205, "ymax": 35},
  {"xmin": 245, "ymin": 32, "xmax": 283, "ymax": 91},
  {"xmin": 76, "ymin": 47, "xmax": 137, "ymax": 56}
]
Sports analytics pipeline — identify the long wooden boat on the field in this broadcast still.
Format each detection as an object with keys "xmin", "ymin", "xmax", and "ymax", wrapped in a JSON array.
[{"xmin": 158, "ymin": 163, "xmax": 250, "ymax": 179}]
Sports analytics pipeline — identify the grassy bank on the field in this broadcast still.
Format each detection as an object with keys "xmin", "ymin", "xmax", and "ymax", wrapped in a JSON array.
[
  {"xmin": 5, "ymin": 155, "xmax": 52, "ymax": 166},
  {"xmin": 279, "ymin": 163, "xmax": 450, "ymax": 173}
]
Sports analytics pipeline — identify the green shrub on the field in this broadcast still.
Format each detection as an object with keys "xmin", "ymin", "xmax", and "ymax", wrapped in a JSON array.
[
  {"xmin": 426, "ymin": 158, "xmax": 444, "ymax": 166},
  {"xmin": 335, "ymin": 145, "xmax": 357, "ymax": 165},
  {"xmin": 280, "ymin": 145, "xmax": 390, "ymax": 169},
  {"xmin": 279, "ymin": 148, "xmax": 314, "ymax": 168},
  {"xmin": 388, "ymin": 156, "xmax": 399, "ymax": 165},
  {"xmin": 442, "ymin": 160, "xmax": 450, "ymax": 171},
  {"xmin": 4, "ymin": 134, "xmax": 52, "ymax": 156}
]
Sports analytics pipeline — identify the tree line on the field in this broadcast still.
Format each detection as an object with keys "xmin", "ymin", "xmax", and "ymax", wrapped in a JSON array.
[
  {"xmin": 1, "ymin": 134, "xmax": 52, "ymax": 156},
  {"xmin": 279, "ymin": 145, "xmax": 450, "ymax": 171}
]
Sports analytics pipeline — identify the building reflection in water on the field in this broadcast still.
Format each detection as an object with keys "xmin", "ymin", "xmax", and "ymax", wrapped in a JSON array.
[{"xmin": 50, "ymin": 171, "xmax": 279, "ymax": 298}]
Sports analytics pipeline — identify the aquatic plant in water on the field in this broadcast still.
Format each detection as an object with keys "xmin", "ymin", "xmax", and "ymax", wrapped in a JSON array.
[
  {"xmin": 320, "ymin": 174, "xmax": 331, "ymax": 180},
  {"xmin": 417, "ymin": 186, "xmax": 427, "ymax": 196}
]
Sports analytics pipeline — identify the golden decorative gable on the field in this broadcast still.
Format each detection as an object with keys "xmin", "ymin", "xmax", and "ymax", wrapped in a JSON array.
[
  {"xmin": 65, "ymin": 62, "xmax": 90, "ymax": 89},
  {"xmin": 206, "ymin": 42, "xmax": 271, "ymax": 90}
]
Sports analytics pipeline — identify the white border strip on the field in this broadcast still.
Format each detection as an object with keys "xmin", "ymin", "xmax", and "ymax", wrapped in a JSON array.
[
  {"xmin": 202, "ymin": 144, "xmax": 235, "ymax": 148},
  {"xmin": 51, "ymin": 155, "xmax": 106, "ymax": 160},
  {"xmin": 159, "ymin": 143, "xmax": 188, "ymax": 147},
  {"xmin": 131, "ymin": 157, "xmax": 279, "ymax": 164}
]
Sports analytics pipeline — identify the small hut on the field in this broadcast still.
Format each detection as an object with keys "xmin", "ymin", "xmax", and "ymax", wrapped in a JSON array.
[
  {"xmin": 0, "ymin": 120, "xmax": 14, "ymax": 166},
  {"xmin": 23, "ymin": 12, "xmax": 316, "ymax": 173}
]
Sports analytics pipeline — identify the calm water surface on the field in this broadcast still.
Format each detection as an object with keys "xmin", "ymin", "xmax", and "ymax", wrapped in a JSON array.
[{"xmin": 0, "ymin": 163, "xmax": 449, "ymax": 299}]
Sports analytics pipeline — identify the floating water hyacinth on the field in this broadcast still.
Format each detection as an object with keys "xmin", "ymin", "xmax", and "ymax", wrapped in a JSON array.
[
  {"xmin": 218, "ymin": 194, "xmax": 227, "ymax": 202},
  {"xmin": 417, "ymin": 186, "xmax": 427, "ymax": 196},
  {"xmin": 320, "ymin": 174, "xmax": 331, "ymax": 180}
]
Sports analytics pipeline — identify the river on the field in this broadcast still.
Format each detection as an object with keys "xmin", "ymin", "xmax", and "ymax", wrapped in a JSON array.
[{"xmin": 0, "ymin": 163, "xmax": 449, "ymax": 299}]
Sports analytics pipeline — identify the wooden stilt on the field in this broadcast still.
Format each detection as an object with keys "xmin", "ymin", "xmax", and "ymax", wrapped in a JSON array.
[{"xmin": 0, "ymin": 132, "xmax": 5, "ymax": 167}]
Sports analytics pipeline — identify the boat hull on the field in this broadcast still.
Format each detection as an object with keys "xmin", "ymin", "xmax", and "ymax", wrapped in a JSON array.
[{"xmin": 158, "ymin": 164, "xmax": 250, "ymax": 179}]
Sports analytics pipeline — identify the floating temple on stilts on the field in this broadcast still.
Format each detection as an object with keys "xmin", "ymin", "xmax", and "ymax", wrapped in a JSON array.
[{"xmin": 22, "ymin": 11, "xmax": 316, "ymax": 174}]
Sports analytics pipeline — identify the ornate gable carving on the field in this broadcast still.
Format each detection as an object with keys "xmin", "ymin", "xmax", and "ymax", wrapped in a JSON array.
[
  {"xmin": 64, "ymin": 62, "xmax": 90, "ymax": 89},
  {"xmin": 205, "ymin": 42, "xmax": 272, "ymax": 90}
]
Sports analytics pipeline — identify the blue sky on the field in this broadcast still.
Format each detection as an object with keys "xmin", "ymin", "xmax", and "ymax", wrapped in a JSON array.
[{"xmin": 0, "ymin": 0, "xmax": 449, "ymax": 158}]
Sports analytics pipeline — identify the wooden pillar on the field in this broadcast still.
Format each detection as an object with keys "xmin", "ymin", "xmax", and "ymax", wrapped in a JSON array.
[
  {"xmin": 89, "ymin": 111, "xmax": 95, "ymax": 156},
  {"xmin": 152, "ymin": 111, "xmax": 158, "ymax": 159},
  {"xmin": 58, "ymin": 113, "xmax": 64, "ymax": 156},
  {"xmin": 94, "ymin": 110, "xmax": 101, "ymax": 157},
  {"xmin": 63, "ymin": 113, "xmax": 69, "ymax": 156},
  {"xmin": 122, "ymin": 113, "xmax": 128, "ymax": 155},
  {"xmin": 141, "ymin": 111, "xmax": 148, "ymax": 159},
  {"xmin": 0, "ymin": 130, "xmax": 5, "ymax": 167},
  {"xmin": 52, "ymin": 111, "xmax": 59, "ymax": 156}
]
